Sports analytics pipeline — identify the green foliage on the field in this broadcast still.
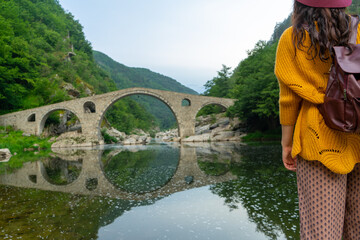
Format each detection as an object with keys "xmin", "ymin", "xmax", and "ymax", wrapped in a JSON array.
[
  {"xmin": 0, "ymin": 126, "xmax": 51, "ymax": 153},
  {"xmin": 226, "ymin": 41, "xmax": 279, "ymax": 131},
  {"xmin": 0, "ymin": 0, "xmax": 116, "ymax": 114},
  {"xmin": 101, "ymin": 128, "xmax": 118, "ymax": 144},
  {"xmin": 93, "ymin": 51, "xmax": 197, "ymax": 94},
  {"xmin": 0, "ymin": 126, "xmax": 52, "ymax": 174},
  {"xmin": 105, "ymin": 98, "xmax": 157, "ymax": 135},
  {"xmin": 202, "ymin": 1, "xmax": 359, "ymax": 133},
  {"xmin": 196, "ymin": 105, "xmax": 225, "ymax": 117},
  {"xmin": 203, "ymin": 65, "xmax": 232, "ymax": 98}
]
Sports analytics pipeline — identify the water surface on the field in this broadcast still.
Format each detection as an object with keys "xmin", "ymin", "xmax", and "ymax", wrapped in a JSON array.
[{"xmin": 0, "ymin": 142, "xmax": 299, "ymax": 239}]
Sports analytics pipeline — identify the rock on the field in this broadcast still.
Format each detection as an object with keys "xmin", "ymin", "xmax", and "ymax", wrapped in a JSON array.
[
  {"xmin": 212, "ymin": 131, "xmax": 234, "ymax": 141},
  {"xmin": 0, "ymin": 149, "xmax": 12, "ymax": 162},
  {"xmin": 107, "ymin": 128, "xmax": 126, "ymax": 139},
  {"xmin": 182, "ymin": 133, "xmax": 211, "ymax": 142},
  {"xmin": 218, "ymin": 118, "xmax": 230, "ymax": 127},
  {"xmin": 185, "ymin": 176, "xmax": 194, "ymax": 184},
  {"xmin": 209, "ymin": 123, "xmax": 219, "ymax": 130},
  {"xmin": 62, "ymin": 83, "xmax": 80, "ymax": 98},
  {"xmin": 51, "ymin": 132, "xmax": 100, "ymax": 148},
  {"xmin": 22, "ymin": 133, "xmax": 31, "ymax": 137},
  {"xmin": 195, "ymin": 124, "xmax": 210, "ymax": 134},
  {"xmin": 123, "ymin": 137, "xmax": 137, "ymax": 145},
  {"xmin": 24, "ymin": 148, "xmax": 35, "ymax": 152}
]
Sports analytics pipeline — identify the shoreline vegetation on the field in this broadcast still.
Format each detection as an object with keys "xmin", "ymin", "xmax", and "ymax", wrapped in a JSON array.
[
  {"xmin": 0, "ymin": 126, "xmax": 53, "ymax": 173},
  {"xmin": 0, "ymin": 113, "xmax": 281, "ymax": 173}
]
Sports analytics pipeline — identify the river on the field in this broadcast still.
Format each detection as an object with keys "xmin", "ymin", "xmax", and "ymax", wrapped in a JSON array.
[{"xmin": 0, "ymin": 142, "xmax": 299, "ymax": 240}]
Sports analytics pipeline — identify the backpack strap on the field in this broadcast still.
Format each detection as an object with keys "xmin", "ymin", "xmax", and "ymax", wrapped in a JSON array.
[{"xmin": 349, "ymin": 15, "xmax": 359, "ymax": 44}]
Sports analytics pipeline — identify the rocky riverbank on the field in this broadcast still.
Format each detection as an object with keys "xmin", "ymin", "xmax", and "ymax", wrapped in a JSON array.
[
  {"xmin": 156, "ymin": 114, "xmax": 246, "ymax": 142},
  {"xmin": 51, "ymin": 113, "xmax": 246, "ymax": 148}
]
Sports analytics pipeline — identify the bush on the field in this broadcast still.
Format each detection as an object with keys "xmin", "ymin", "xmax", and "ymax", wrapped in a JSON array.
[{"xmin": 101, "ymin": 128, "xmax": 118, "ymax": 144}]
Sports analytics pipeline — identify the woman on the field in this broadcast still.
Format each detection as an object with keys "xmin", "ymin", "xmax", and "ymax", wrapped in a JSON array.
[{"xmin": 275, "ymin": 0, "xmax": 360, "ymax": 238}]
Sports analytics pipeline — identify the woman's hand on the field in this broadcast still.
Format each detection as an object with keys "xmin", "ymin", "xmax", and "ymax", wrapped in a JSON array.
[
  {"xmin": 282, "ymin": 145, "xmax": 297, "ymax": 171},
  {"xmin": 281, "ymin": 125, "xmax": 297, "ymax": 172}
]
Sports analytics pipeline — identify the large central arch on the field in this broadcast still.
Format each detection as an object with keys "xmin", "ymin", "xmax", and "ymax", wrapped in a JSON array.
[{"xmin": 97, "ymin": 91, "xmax": 181, "ymax": 137}]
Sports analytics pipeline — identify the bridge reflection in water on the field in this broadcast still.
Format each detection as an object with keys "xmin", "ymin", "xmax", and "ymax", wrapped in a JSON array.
[{"xmin": 0, "ymin": 143, "xmax": 239, "ymax": 200}]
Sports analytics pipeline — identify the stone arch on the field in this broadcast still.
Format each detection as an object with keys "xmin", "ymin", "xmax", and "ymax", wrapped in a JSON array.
[
  {"xmin": 38, "ymin": 107, "xmax": 82, "ymax": 135},
  {"xmin": 84, "ymin": 101, "xmax": 96, "ymax": 113},
  {"xmin": 97, "ymin": 90, "xmax": 181, "ymax": 137},
  {"xmin": 27, "ymin": 113, "xmax": 36, "ymax": 122},
  {"xmin": 195, "ymin": 102, "xmax": 229, "ymax": 117},
  {"xmin": 181, "ymin": 98, "xmax": 191, "ymax": 107}
]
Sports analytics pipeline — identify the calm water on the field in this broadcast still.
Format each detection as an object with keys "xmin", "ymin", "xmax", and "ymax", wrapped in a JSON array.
[{"xmin": 0, "ymin": 142, "xmax": 299, "ymax": 240}]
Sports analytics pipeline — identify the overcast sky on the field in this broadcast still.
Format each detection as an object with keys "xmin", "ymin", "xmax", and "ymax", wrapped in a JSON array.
[{"xmin": 59, "ymin": 0, "xmax": 294, "ymax": 93}]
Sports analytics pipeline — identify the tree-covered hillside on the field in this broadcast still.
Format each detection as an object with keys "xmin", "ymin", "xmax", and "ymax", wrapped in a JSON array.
[
  {"xmin": 0, "ymin": 0, "xmax": 117, "ymax": 113},
  {"xmin": 93, "ymin": 51, "xmax": 197, "ymax": 94},
  {"xmin": 0, "ymin": 0, "xmax": 162, "ymax": 134},
  {"xmin": 0, "ymin": 0, "xmax": 199, "ymax": 133},
  {"xmin": 203, "ymin": 0, "xmax": 360, "ymax": 132}
]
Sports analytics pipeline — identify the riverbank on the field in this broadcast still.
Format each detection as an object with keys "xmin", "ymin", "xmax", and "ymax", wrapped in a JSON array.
[
  {"xmin": 156, "ymin": 113, "xmax": 247, "ymax": 142},
  {"xmin": 0, "ymin": 126, "xmax": 53, "ymax": 173}
]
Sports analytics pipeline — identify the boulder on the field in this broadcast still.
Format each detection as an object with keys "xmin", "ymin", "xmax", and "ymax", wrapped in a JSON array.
[
  {"xmin": 108, "ymin": 128, "xmax": 126, "ymax": 139},
  {"xmin": 0, "ymin": 149, "xmax": 12, "ymax": 162},
  {"xmin": 123, "ymin": 137, "xmax": 137, "ymax": 145},
  {"xmin": 212, "ymin": 131, "xmax": 235, "ymax": 141},
  {"xmin": 195, "ymin": 124, "xmax": 210, "ymax": 135},
  {"xmin": 182, "ymin": 133, "xmax": 211, "ymax": 142}
]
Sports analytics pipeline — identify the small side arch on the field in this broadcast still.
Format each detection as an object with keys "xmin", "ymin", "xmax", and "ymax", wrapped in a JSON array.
[
  {"xmin": 84, "ymin": 101, "xmax": 96, "ymax": 113},
  {"xmin": 195, "ymin": 102, "xmax": 229, "ymax": 117},
  {"xmin": 181, "ymin": 98, "xmax": 191, "ymax": 107},
  {"xmin": 27, "ymin": 113, "xmax": 36, "ymax": 122}
]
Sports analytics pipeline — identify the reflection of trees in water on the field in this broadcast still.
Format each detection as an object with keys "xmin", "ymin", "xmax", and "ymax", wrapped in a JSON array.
[
  {"xmin": 195, "ymin": 142, "xmax": 241, "ymax": 176},
  {"xmin": 103, "ymin": 147, "xmax": 179, "ymax": 193},
  {"xmin": 197, "ymin": 154, "xmax": 231, "ymax": 176},
  {"xmin": 210, "ymin": 144, "xmax": 299, "ymax": 240},
  {"xmin": 43, "ymin": 158, "xmax": 82, "ymax": 185},
  {"xmin": 0, "ymin": 185, "xmax": 159, "ymax": 240}
]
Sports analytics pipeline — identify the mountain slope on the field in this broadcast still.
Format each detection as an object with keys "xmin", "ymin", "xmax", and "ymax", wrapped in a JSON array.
[
  {"xmin": 0, "ymin": 0, "xmax": 118, "ymax": 113},
  {"xmin": 93, "ymin": 51, "xmax": 197, "ymax": 94}
]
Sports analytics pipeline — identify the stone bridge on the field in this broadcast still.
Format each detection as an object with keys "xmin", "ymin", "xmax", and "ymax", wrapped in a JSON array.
[
  {"xmin": 0, "ymin": 87, "xmax": 235, "ymax": 144},
  {"xmin": 0, "ymin": 144, "xmax": 237, "ymax": 200}
]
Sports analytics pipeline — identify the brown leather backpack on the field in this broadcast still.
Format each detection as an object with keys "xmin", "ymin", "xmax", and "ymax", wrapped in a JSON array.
[{"xmin": 318, "ymin": 16, "xmax": 360, "ymax": 133}]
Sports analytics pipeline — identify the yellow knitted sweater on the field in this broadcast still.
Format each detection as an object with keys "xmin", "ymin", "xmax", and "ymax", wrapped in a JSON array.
[{"xmin": 275, "ymin": 26, "xmax": 360, "ymax": 174}]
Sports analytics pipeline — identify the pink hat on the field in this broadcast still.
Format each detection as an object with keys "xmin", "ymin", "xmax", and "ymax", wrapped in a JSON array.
[{"xmin": 296, "ymin": 0, "xmax": 352, "ymax": 7}]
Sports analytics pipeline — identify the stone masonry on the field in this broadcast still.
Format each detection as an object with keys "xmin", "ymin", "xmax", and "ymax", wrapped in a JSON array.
[{"xmin": 0, "ymin": 87, "xmax": 235, "ymax": 144}]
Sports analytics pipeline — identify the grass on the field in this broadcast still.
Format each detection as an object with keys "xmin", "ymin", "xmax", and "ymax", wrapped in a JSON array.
[{"xmin": 0, "ymin": 126, "xmax": 53, "ymax": 173}]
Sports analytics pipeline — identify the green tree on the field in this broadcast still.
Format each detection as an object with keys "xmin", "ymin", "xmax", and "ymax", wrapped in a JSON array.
[
  {"xmin": 228, "ymin": 41, "xmax": 279, "ymax": 131},
  {"xmin": 203, "ymin": 64, "xmax": 232, "ymax": 98}
]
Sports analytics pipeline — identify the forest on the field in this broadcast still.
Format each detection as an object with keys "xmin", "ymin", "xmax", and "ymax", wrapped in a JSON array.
[
  {"xmin": 203, "ymin": 0, "xmax": 360, "ymax": 133},
  {"xmin": 1, "ymin": 0, "xmax": 359, "ymax": 135},
  {"xmin": 0, "ymin": 0, "xmax": 184, "ymax": 134}
]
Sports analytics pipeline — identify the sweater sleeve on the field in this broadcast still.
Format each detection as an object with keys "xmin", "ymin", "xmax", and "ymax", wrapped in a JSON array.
[{"xmin": 275, "ymin": 28, "xmax": 302, "ymax": 125}]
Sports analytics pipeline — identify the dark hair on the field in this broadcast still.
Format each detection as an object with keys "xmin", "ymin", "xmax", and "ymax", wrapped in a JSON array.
[{"xmin": 292, "ymin": 1, "xmax": 352, "ymax": 61}]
